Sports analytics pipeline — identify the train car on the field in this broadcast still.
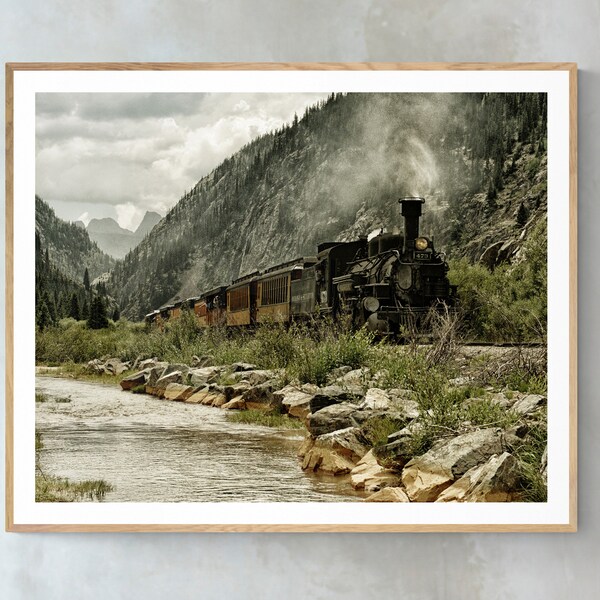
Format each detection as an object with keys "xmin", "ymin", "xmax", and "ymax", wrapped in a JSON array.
[
  {"xmin": 226, "ymin": 272, "xmax": 259, "ymax": 327},
  {"xmin": 169, "ymin": 300, "xmax": 183, "ymax": 320},
  {"xmin": 257, "ymin": 258, "xmax": 316, "ymax": 324},
  {"xmin": 199, "ymin": 286, "xmax": 228, "ymax": 327},
  {"xmin": 144, "ymin": 310, "xmax": 159, "ymax": 327}
]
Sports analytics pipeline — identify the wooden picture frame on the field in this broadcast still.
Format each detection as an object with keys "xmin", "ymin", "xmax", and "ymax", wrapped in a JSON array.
[{"xmin": 6, "ymin": 62, "xmax": 577, "ymax": 532}]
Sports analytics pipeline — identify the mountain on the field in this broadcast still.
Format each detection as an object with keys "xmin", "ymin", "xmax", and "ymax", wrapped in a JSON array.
[
  {"xmin": 86, "ymin": 212, "xmax": 162, "ymax": 259},
  {"xmin": 109, "ymin": 92, "xmax": 547, "ymax": 320},
  {"xmin": 134, "ymin": 211, "xmax": 162, "ymax": 238},
  {"xmin": 35, "ymin": 196, "xmax": 115, "ymax": 283}
]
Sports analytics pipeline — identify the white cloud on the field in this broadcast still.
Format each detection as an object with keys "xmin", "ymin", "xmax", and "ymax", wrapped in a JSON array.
[{"xmin": 36, "ymin": 92, "xmax": 329, "ymax": 227}]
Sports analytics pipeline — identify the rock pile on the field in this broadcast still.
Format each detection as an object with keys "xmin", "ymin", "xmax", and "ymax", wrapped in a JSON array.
[{"xmin": 116, "ymin": 360, "xmax": 546, "ymax": 503}]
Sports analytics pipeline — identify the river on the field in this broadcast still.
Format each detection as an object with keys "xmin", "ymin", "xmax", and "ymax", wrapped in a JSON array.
[{"xmin": 35, "ymin": 377, "xmax": 365, "ymax": 502}]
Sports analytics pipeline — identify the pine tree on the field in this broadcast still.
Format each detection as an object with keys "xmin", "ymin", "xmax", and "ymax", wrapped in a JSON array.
[
  {"xmin": 36, "ymin": 300, "xmax": 51, "ymax": 331},
  {"xmin": 112, "ymin": 306, "xmax": 120, "ymax": 322},
  {"xmin": 88, "ymin": 296, "xmax": 109, "ymax": 329},
  {"xmin": 69, "ymin": 293, "xmax": 81, "ymax": 320},
  {"xmin": 83, "ymin": 268, "xmax": 90, "ymax": 291},
  {"xmin": 517, "ymin": 202, "xmax": 529, "ymax": 227}
]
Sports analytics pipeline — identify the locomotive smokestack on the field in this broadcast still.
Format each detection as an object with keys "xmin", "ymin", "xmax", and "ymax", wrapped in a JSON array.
[{"xmin": 399, "ymin": 197, "xmax": 425, "ymax": 247}]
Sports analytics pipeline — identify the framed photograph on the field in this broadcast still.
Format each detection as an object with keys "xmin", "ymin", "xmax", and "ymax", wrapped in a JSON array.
[{"xmin": 6, "ymin": 62, "xmax": 577, "ymax": 532}]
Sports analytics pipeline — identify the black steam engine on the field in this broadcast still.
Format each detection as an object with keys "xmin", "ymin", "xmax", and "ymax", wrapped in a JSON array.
[
  {"xmin": 147, "ymin": 197, "xmax": 455, "ymax": 336},
  {"xmin": 330, "ymin": 197, "xmax": 455, "ymax": 334}
]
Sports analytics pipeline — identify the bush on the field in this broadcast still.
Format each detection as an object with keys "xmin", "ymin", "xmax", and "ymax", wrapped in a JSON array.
[{"xmin": 448, "ymin": 218, "xmax": 547, "ymax": 342}]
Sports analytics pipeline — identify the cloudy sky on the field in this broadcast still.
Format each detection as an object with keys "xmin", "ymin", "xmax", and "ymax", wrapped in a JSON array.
[{"xmin": 36, "ymin": 92, "xmax": 329, "ymax": 231}]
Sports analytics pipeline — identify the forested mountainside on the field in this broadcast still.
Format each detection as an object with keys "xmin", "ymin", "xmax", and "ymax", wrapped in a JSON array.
[
  {"xmin": 35, "ymin": 196, "xmax": 115, "ymax": 281},
  {"xmin": 110, "ymin": 92, "xmax": 547, "ymax": 320},
  {"xmin": 87, "ymin": 211, "xmax": 162, "ymax": 259}
]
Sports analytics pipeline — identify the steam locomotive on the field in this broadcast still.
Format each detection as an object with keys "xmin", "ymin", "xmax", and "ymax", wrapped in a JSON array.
[{"xmin": 145, "ymin": 197, "xmax": 456, "ymax": 335}]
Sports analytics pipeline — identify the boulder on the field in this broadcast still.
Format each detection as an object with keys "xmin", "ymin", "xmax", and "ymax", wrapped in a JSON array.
[
  {"xmin": 163, "ymin": 383, "xmax": 194, "ymax": 401},
  {"xmin": 120, "ymin": 369, "xmax": 150, "ymax": 391},
  {"xmin": 337, "ymin": 367, "xmax": 370, "ymax": 386},
  {"xmin": 104, "ymin": 358, "xmax": 130, "ymax": 376},
  {"xmin": 155, "ymin": 370, "xmax": 184, "ymax": 392},
  {"xmin": 307, "ymin": 402, "xmax": 368, "ymax": 437},
  {"xmin": 358, "ymin": 388, "xmax": 391, "ymax": 411},
  {"xmin": 221, "ymin": 396, "xmax": 246, "ymax": 410},
  {"xmin": 145, "ymin": 365, "xmax": 169, "ymax": 395},
  {"xmin": 309, "ymin": 385, "xmax": 363, "ymax": 414},
  {"xmin": 86, "ymin": 359, "xmax": 107, "ymax": 375},
  {"xmin": 238, "ymin": 369, "xmax": 277, "ymax": 387},
  {"xmin": 139, "ymin": 358, "xmax": 163, "ymax": 370},
  {"xmin": 222, "ymin": 382, "xmax": 252, "ymax": 402},
  {"xmin": 188, "ymin": 366, "xmax": 222, "ymax": 386},
  {"xmin": 300, "ymin": 427, "xmax": 369, "ymax": 475},
  {"xmin": 365, "ymin": 487, "xmax": 410, "ymax": 503},
  {"xmin": 512, "ymin": 394, "xmax": 546, "ymax": 415},
  {"xmin": 274, "ymin": 385, "xmax": 315, "ymax": 420},
  {"xmin": 210, "ymin": 394, "xmax": 228, "ymax": 408},
  {"xmin": 200, "ymin": 392, "xmax": 226, "ymax": 406},
  {"xmin": 350, "ymin": 450, "xmax": 402, "ymax": 491},
  {"xmin": 242, "ymin": 382, "xmax": 277, "ymax": 411},
  {"xmin": 435, "ymin": 452, "xmax": 519, "ymax": 502},
  {"xmin": 185, "ymin": 388, "xmax": 211, "ymax": 404},
  {"xmin": 163, "ymin": 363, "xmax": 190, "ymax": 377},
  {"xmin": 402, "ymin": 428, "xmax": 506, "ymax": 502}
]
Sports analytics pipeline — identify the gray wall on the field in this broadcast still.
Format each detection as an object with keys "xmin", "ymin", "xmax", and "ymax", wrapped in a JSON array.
[{"xmin": 1, "ymin": 2, "xmax": 598, "ymax": 598}]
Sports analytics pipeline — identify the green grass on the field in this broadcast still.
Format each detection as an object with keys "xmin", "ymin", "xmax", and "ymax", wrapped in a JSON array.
[
  {"xmin": 361, "ymin": 416, "xmax": 406, "ymax": 448},
  {"xmin": 36, "ymin": 475, "xmax": 114, "ymax": 502},
  {"xmin": 512, "ymin": 415, "xmax": 548, "ymax": 502},
  {"xmin": 225, "ymin": 409, "xmax": 305, "ymax": 429}
]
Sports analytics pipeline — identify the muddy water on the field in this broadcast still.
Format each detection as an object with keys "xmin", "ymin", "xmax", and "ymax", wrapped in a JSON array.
[{"xmin": 35, "ymin": 377, "xmax": 365, "ymax": 502}]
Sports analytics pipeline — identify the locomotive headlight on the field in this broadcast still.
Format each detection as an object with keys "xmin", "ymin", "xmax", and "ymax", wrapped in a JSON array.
[
  {"xmin": 363, "ymin": 296, "xmax": 380, "ymax": 313},
  {"xmin": 415, "ymin": 237, "xmax": 429, "ymax": 251}
]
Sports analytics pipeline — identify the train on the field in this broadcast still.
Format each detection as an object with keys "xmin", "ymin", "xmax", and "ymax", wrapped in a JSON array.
[{"xmin": 144, "ymin": 197, "xmax": 456, "ymax": 336}]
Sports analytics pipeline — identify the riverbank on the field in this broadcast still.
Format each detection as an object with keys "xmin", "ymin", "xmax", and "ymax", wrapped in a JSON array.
[{"xmin": 38, "ymin": 339, "xmax": 548, "ymax": 503}]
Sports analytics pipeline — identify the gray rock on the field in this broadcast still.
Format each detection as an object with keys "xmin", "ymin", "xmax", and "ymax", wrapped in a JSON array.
[
  {"xmin": 358, "ymin": 388, "xmax": 391, "ymax": 411},
  {"xmin": 402, "ymin": 428, "xmax": 506, "ymax": 502},
  {"xmin": 309, "ymin": 385, "xmax": 363, "ymax": 414},
  {"xmin": 223, "ymin": 382, "xmax": 252, "ymax": 402},
  {"xmin": 189, "ymin": 366, "xmax": 223, "ymax": 386},
  {"xmin": 104, "ymin": 358, "xmax": 128, "ymax": 376},
  {"xmin": 238, "ymin": 369, "xmax": 277, "ymax": 387},
  {"xmin": 300, "ymin": 427, "xmax": 369, "ymax": 474},
  {"xmin": 512, "ymin": 394, "xmax": 546, "ymax": 415},
  {"xmin": 241, "ymin": 382, "xmax": 278, "ymax": 410},
  {"xmin": 155, "ymin": 370, "xmax": 184, "ymax": 390},
  {"xmin": 120, "ymin": 369, "xmax": 150, "ymax": 390},
  {"xmin": 273, "ymin": 385, "xmax": 315, "ymax": 420},
  {"xmin": 436, "ymin": 452, "xmax": 520, "ymax": 502},
  {"xmin": 307, "ymin": 402, "xmax": 369, "ymax": 437}
]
